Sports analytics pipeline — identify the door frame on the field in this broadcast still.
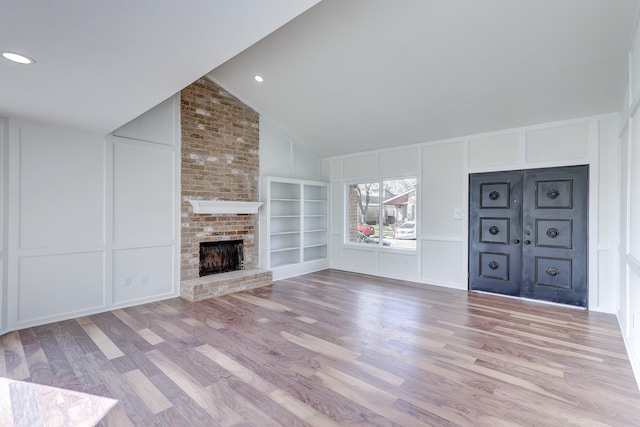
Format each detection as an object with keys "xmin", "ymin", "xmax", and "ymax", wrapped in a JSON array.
[
  {"xmin": 465, "ymin": 163, "xmax": 596, "ymax": 309},
  {"xmin": 468, "ymin": 165, "xmax": 589, "ymax": 307},
  {"xmin": 461, "ymin": 119, "xmax": 613, "ymax": 312}
]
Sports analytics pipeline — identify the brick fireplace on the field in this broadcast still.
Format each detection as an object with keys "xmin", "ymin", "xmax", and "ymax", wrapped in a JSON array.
[{"xmin": 179, "ymin": 77, "xmax": 272, "ymax": 301}]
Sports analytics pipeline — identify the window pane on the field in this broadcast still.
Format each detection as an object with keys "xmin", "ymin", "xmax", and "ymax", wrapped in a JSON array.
[
  {"xmin": 348, "ymin": 182, "xmax": 379, "ymax": 244},
  {"xmin": 348, "ymin": 178, "xmax": 417, "ymax": 250},
  {"xmin": 382, "ymin": 178, "xmax": 417, "ymax": 249}
]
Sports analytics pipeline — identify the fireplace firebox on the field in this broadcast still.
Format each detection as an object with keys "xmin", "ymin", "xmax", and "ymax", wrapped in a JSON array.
[{"xmin": 199, "ymin": 240, "xmax": 244, "ymax": 277}]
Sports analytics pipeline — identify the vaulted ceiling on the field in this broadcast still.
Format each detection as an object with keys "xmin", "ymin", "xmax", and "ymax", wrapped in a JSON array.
[
  {"xmin": 0, "ymin": 0, "xmax": 319, "ymax": 134},
  {"xmin": 210, "ymin": 0, "xmax": 639, "ymax": 157},
  {"xmin": 1, "ymin": 1, "xmax": 638, "ymax": 159}
]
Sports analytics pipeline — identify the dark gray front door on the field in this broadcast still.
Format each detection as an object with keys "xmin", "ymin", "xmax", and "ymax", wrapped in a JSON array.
[
  {"xmin": 468, "ymin": 171, "xmax": 523, "ymax": 297},
  {"xmin": 469, "ymin": 165, "xmax": 588, "ymax": 307}
]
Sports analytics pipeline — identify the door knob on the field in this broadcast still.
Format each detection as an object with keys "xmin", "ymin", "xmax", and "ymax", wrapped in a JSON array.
[
  {"xmin": 524, "ymin": 240, "xmax": 531, "ymax": 245},
  {"xmin": 513, "ymin": 239, "xmax": 520, "ymax": 244}
]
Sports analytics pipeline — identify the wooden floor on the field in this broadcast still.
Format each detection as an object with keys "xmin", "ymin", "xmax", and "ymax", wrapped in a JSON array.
[{"xmin": 1, "ymin": 270, "xmax": 639, "ymax": 426}]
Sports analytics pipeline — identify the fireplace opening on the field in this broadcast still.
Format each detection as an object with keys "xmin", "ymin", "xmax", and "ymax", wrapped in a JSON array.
[{"xmin": 199, "ymin": 240, "xmax": 244, "ymax": 277}]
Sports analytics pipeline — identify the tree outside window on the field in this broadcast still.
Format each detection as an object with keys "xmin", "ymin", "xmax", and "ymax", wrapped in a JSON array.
[{"xmin": 348, "ymin": 178, "xmax": 417, "ymax": 249}]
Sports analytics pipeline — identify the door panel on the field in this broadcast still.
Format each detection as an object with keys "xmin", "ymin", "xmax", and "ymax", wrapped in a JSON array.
[
  {"xmin": 522, "ymin": 166, "xmax": 588, "ymax": 307},
  {"xmin": 469, "ymin": 171, "xmax": 522, "ymax": 297},
  {"xmin": 535, "ymin": 219, "xmax": 572, "ymax": 248},
  {"xmin": 469, "ymin": 165, "xmax": 588, "ymax": 308}
]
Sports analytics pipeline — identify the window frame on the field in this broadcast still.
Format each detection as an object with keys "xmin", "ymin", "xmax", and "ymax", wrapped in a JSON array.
[{"xmin": 345, "ymin": 176, "xmax": 418, "ymax": 251}]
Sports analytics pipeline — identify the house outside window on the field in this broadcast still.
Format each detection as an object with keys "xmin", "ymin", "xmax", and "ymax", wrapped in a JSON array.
[{"xmin": 347, "ymin": 178, "xmax": 417, "ymax": 250}]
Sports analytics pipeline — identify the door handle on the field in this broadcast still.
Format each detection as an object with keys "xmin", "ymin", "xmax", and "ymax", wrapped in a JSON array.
[
  {"xmin": 524, "ymin": 240, "xmax": 531, "ymax": 245},
  {"xmin": 513, "ymin": 239, "xmax": 520, "ymax": 244}
]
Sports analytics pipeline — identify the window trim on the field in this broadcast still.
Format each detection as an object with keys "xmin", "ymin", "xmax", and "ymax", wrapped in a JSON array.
[{"xmin": 344, "ymin": 177, "xmax": 417, "ymax": 251}]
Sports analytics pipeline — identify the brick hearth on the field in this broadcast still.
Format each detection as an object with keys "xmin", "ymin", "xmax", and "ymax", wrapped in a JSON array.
[{"xmin": 180, "ymin": 268, "xmax": 272, "ymax": 302}]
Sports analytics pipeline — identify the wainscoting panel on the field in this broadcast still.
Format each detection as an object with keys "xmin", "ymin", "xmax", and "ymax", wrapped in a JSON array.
[
  {"xmin": 17, "ymin": 251, "xmax": 105, "ymax": 325},
  {"xmin": 342, "ymin": 248, "xmax": 376, "ymax": 272},
  {"xmin": 113, "ymin": 246, "xmax": 175, "ymax": 306},
  {"xmin": 421, "ymin": 239, "xmax": 465, "ymax": 289},
  {"xmin": 421, "ymin": 142, "xmax": 464, "ymax": 238},
  {"xmin": 113, "ymin": 141, "xmax": 175, "ymax": 245},
  {"xmin": 378, "ymin": 251, "xmax": 417, "ymax": 279},
  {"xmin": 468, "ymin": 133, "xmax": 520, "ymax": 168},
  {"xmin": 525, "ymin": 123, "xmax": 589, "ymax": 163},
  {"xmin": 18, "ymin": 122, "xmax": 104, "ymax": 249},
  {"xmin": 379, "ymin": 147, "xmax": 418, "ymax": 175},
  {"xmin": 343, "ymin": 154, "xmax": 376, "ymax": 178}
]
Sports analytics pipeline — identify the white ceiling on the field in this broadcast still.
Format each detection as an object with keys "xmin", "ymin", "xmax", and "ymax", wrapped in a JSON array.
[
  {"xmin": 0, "ymin": 0, "xmax": 319, "ymax": 134},
  {"xmin": 2, "ymin": 1, "xmax": 637, "ymax": 159},
  {"xmin": 210, "ymin": 0, "xmax": 639, "ymax": 158}
]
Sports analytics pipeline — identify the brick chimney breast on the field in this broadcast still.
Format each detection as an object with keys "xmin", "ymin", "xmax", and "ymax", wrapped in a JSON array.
[{"xmin": 180, "ymin": 77, "xmax": 260, "ymax": 282}]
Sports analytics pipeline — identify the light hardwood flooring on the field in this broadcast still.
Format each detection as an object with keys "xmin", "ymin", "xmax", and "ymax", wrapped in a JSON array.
[{"xmin": 1, "ymin": 269, "xmax": 639, "ymax": 426}]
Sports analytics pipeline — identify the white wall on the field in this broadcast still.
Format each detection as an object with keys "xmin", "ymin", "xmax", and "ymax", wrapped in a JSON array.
[
  {"xmin": 422, "ymin": 141, "xmax": 464, "ymax": 287},
  {"xmin": 7, "ymin": 120, "xmax": 106, "ymax": 329},
  {"xmin": 618, "ymin": 14, "xmax": 640, "ymax": 389},
  {"xmin": 1, "ymin": 95, "xmax": 180, "ymax": 333},
  {"xmin": 0, "ymin": 118, "xmax": 7, "ymax": 334},
  {"xmin": 325, "ymin": 114, "xmax": 618, "ymax": 314},
  {"xmin": 259, "ymin": 117, "xmax": 322, "ymax": 181},
  {"xmin": 258, "ymin": 116, "xmax": 325, "ymax": 279},
  {"xmin": 109, "ymin": 96, "xmax": 180, "ymax": 308}
]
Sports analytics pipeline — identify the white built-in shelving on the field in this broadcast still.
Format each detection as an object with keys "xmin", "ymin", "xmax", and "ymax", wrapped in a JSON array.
[{"xmin": 261, "ymin": 177, "xmax": 328, "ymax": 279}]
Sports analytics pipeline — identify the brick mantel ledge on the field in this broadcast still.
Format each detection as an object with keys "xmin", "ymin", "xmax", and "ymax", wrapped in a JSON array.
[{"xmin": 180, "ymin": 269, "xmax": 273, "ymax": 302}]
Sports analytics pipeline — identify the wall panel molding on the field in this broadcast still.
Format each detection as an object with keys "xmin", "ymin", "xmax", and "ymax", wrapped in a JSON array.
[
  {"xmin": 326, "ymin": 113, "xmax": 617, "ymax": 315},
  {"xmin": 2, "ymin": 94, "xmax": 181, "ymax": 333}
]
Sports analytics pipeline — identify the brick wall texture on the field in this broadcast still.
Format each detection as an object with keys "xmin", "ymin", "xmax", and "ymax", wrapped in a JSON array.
[
  {"xmin": 349, "ymin": 184, "xmax": 360, "ymax": 242},
  {"xmin": 181, "ymin": 77, "xmax": 260, "ymax": 281}
]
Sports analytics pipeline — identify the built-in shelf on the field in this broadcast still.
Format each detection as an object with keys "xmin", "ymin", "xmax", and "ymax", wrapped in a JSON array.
[
  {"xmin": 261, "ymin": 177, "xmax": 329, "ymax": 280},
  {"xmin": 304, "ymin": 243, "xmax": 327, "ymax": 249},
  {"xmin": 271, "ymin": 231, "xmax": 301, "ymax": 236},
  {"xmin": 304, "ymin": 255, "xmax": 327, "ymax": 262},
  {"xmin": 271, "ymin": 246, "xmax": 300, "ymax": 253},
  {"xmin": 189, "ymin": 200, "xmax": 263, "ymax": 214}
]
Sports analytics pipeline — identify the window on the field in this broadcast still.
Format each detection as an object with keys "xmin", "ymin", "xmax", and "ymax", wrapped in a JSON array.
[{"xmin": 347, "ymin": 178, "xmax": 417, "ymax": 249}]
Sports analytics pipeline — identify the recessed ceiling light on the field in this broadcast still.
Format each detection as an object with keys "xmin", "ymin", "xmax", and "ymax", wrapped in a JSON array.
[
  {"xmin": 254, "ymin": 75, "xmax": 264, "ymax": 83},
  {"xmin": 2, "ymin": 52, "xmax": 36, "ymax": 64}
]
